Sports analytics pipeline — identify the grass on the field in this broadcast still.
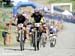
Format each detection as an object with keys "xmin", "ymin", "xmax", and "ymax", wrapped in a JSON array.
[
  {"xmin": 0, "ymin": 7, "xmax": 13, "ymax": 19},
  {"xmin": 0, "ymin": 31, "xmax": 2, "ymax": 40},
  {"xmin": 0, "ymin": 28, "xmax": 3, "ymax": 41},
  {"xmin": 0, "ymin": 23, "xmax": 4, "ymax": 41}
]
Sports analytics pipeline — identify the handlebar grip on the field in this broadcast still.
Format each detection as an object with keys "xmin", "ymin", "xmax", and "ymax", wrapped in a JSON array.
[{"xmin": 11, "ymin": 23, "xmax": 17, "ymax": 26}]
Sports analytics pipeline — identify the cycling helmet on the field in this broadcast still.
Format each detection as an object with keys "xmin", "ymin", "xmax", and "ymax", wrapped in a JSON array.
[
  {"xmin": 34, "ymin": 8, "xmax": 40, "ymax": 13},
  {"xmin": 50, "ymin": 25, "xmax": 54, "ymax": 29}
]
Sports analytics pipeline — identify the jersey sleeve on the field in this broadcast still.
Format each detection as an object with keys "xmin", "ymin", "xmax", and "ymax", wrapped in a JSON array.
[
  {"xmin": 41, "ymin": 17, "xmax": 46, "ymax": 23},
  {"xmin": 31, "ymin": 13, "xmax": 34, "ymax": 17}
]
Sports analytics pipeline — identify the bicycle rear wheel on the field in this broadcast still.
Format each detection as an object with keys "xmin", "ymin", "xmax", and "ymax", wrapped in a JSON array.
[{"xmin": 50, "ymin": 37, "xmax": 56, "ymax": 47}]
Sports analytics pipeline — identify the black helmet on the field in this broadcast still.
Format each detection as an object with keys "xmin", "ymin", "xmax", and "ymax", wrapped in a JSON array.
[{"xmin": 17, "ymin": 14, "xmax": 25, "ymax": 19}]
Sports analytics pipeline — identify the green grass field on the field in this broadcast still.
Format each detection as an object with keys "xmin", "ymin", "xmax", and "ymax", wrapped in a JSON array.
[
  {"xmin": 0, "ymin": 27, "xmax": 3, "ymax": 41},
  {"xmin": 0, "ymin": 31, "xmax": 2, "ymax": 40}
]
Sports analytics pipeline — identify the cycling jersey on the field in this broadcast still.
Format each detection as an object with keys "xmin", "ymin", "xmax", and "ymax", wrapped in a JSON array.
[
  {"xmin": 31, "ymin": 13, "xmax": 43, "ymax": 23},
  {"xmin": 17, "ymin": 18, "xmax": 26, "ymax": 24},
  {"xmin": 17, "ymin": 14, "xmax": 26, "ymax": 25}
]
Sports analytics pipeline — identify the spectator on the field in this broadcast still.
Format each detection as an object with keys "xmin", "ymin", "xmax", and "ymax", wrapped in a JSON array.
[
  {"xmin": 2, "ymin": 26, "xmax": 8, "ymax": 46},
  {"xmin": 2, "ymin": 24, "xmax": 11, "ymax": 46}
]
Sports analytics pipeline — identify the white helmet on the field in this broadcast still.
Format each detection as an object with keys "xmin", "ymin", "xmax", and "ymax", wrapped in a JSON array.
[
  {"xmin": 50, "ymin": 25, "xmax": 54, "ymax": 29},
  {"xmin": 34, "ymin": 8, "xmax": 40, "ymax": 12}
]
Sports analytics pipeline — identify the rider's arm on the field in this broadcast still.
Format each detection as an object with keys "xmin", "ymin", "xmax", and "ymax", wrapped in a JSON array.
[
  {"xmin": 9, "ymin": 16, "xmax": 17, "ymax": 26},
  {"xmin": 31, "ymin": 13, "xmax": 35, "ymax": 23},
  {"xmin": 41, "ymin": 17, "xmax": 46, "ymax": 23},
  {"xmin": 31, "ymin": 13, "xmax": 35, "ymax": 18}
]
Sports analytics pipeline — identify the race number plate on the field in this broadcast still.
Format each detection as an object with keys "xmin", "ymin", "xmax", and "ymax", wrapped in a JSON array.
[
  {"xmin": 18, "ymin": 23, "xmax": 23, "ymax": 28},
  {"xmin": 34, "ymin": 23, "xmax": 41, "ymax": 27}
]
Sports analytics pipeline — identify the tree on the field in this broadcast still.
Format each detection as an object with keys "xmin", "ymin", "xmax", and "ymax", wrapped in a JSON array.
[
  {"xmin": 71, "ymin": 0, "xmax": 75, "ymax": 1},
  {"xmin": 3, "ymin": 0, "xmax": 11, "ymax": 6}
]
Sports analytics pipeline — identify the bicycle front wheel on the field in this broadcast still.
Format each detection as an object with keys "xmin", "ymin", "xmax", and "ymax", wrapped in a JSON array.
[{"xmin": 19, "ymin": 30, "xmax": 24, "ymax": 51}]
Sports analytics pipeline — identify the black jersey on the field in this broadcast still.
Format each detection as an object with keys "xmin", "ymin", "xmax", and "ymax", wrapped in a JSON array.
[
  {"xmin": 17, "ymin": 14, "xmax": 26, "ymax": 24},
  {"xmin": 31, "ymin": 13, "xmax": 43, "ymax": 23},
  {"xmin": 17, "ymin": 18, "xmax": 25, "ymax": 24}
]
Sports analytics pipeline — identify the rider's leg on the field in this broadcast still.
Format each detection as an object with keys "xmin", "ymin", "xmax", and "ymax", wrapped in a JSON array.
[
  {"xmin": 16, "ymin": 23, "xmax": 19, "ymax": 42},
  {"xmin": 16, "ymin": 26, "xmax": 19, "ymax": 42},
  {"xmin": 37, "ymin": 25, "xmax": 43, "ymax": 49},
  {"xmin": 37, "ymin": 40, "xmax": 40, "ymax": 50},
  {"xmin": 23, "ymin": 26, "xmax": 27, "ymax": 42},
  {"xmin": 24, "ymin": 31, "xmax": 27, "ymax": 42}
]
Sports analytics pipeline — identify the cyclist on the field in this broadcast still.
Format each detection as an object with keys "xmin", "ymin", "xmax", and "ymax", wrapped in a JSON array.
[
  {"xmin": 10, "ymin": 14, "xmax": 28, "ymax": 42},
  {"xmin": 49, "ymin": 24, "xmax": 57, "ymax": 37},
  {"xmin": 31, "ymin": 9, "xmax": 45, "ymax": 50}
]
